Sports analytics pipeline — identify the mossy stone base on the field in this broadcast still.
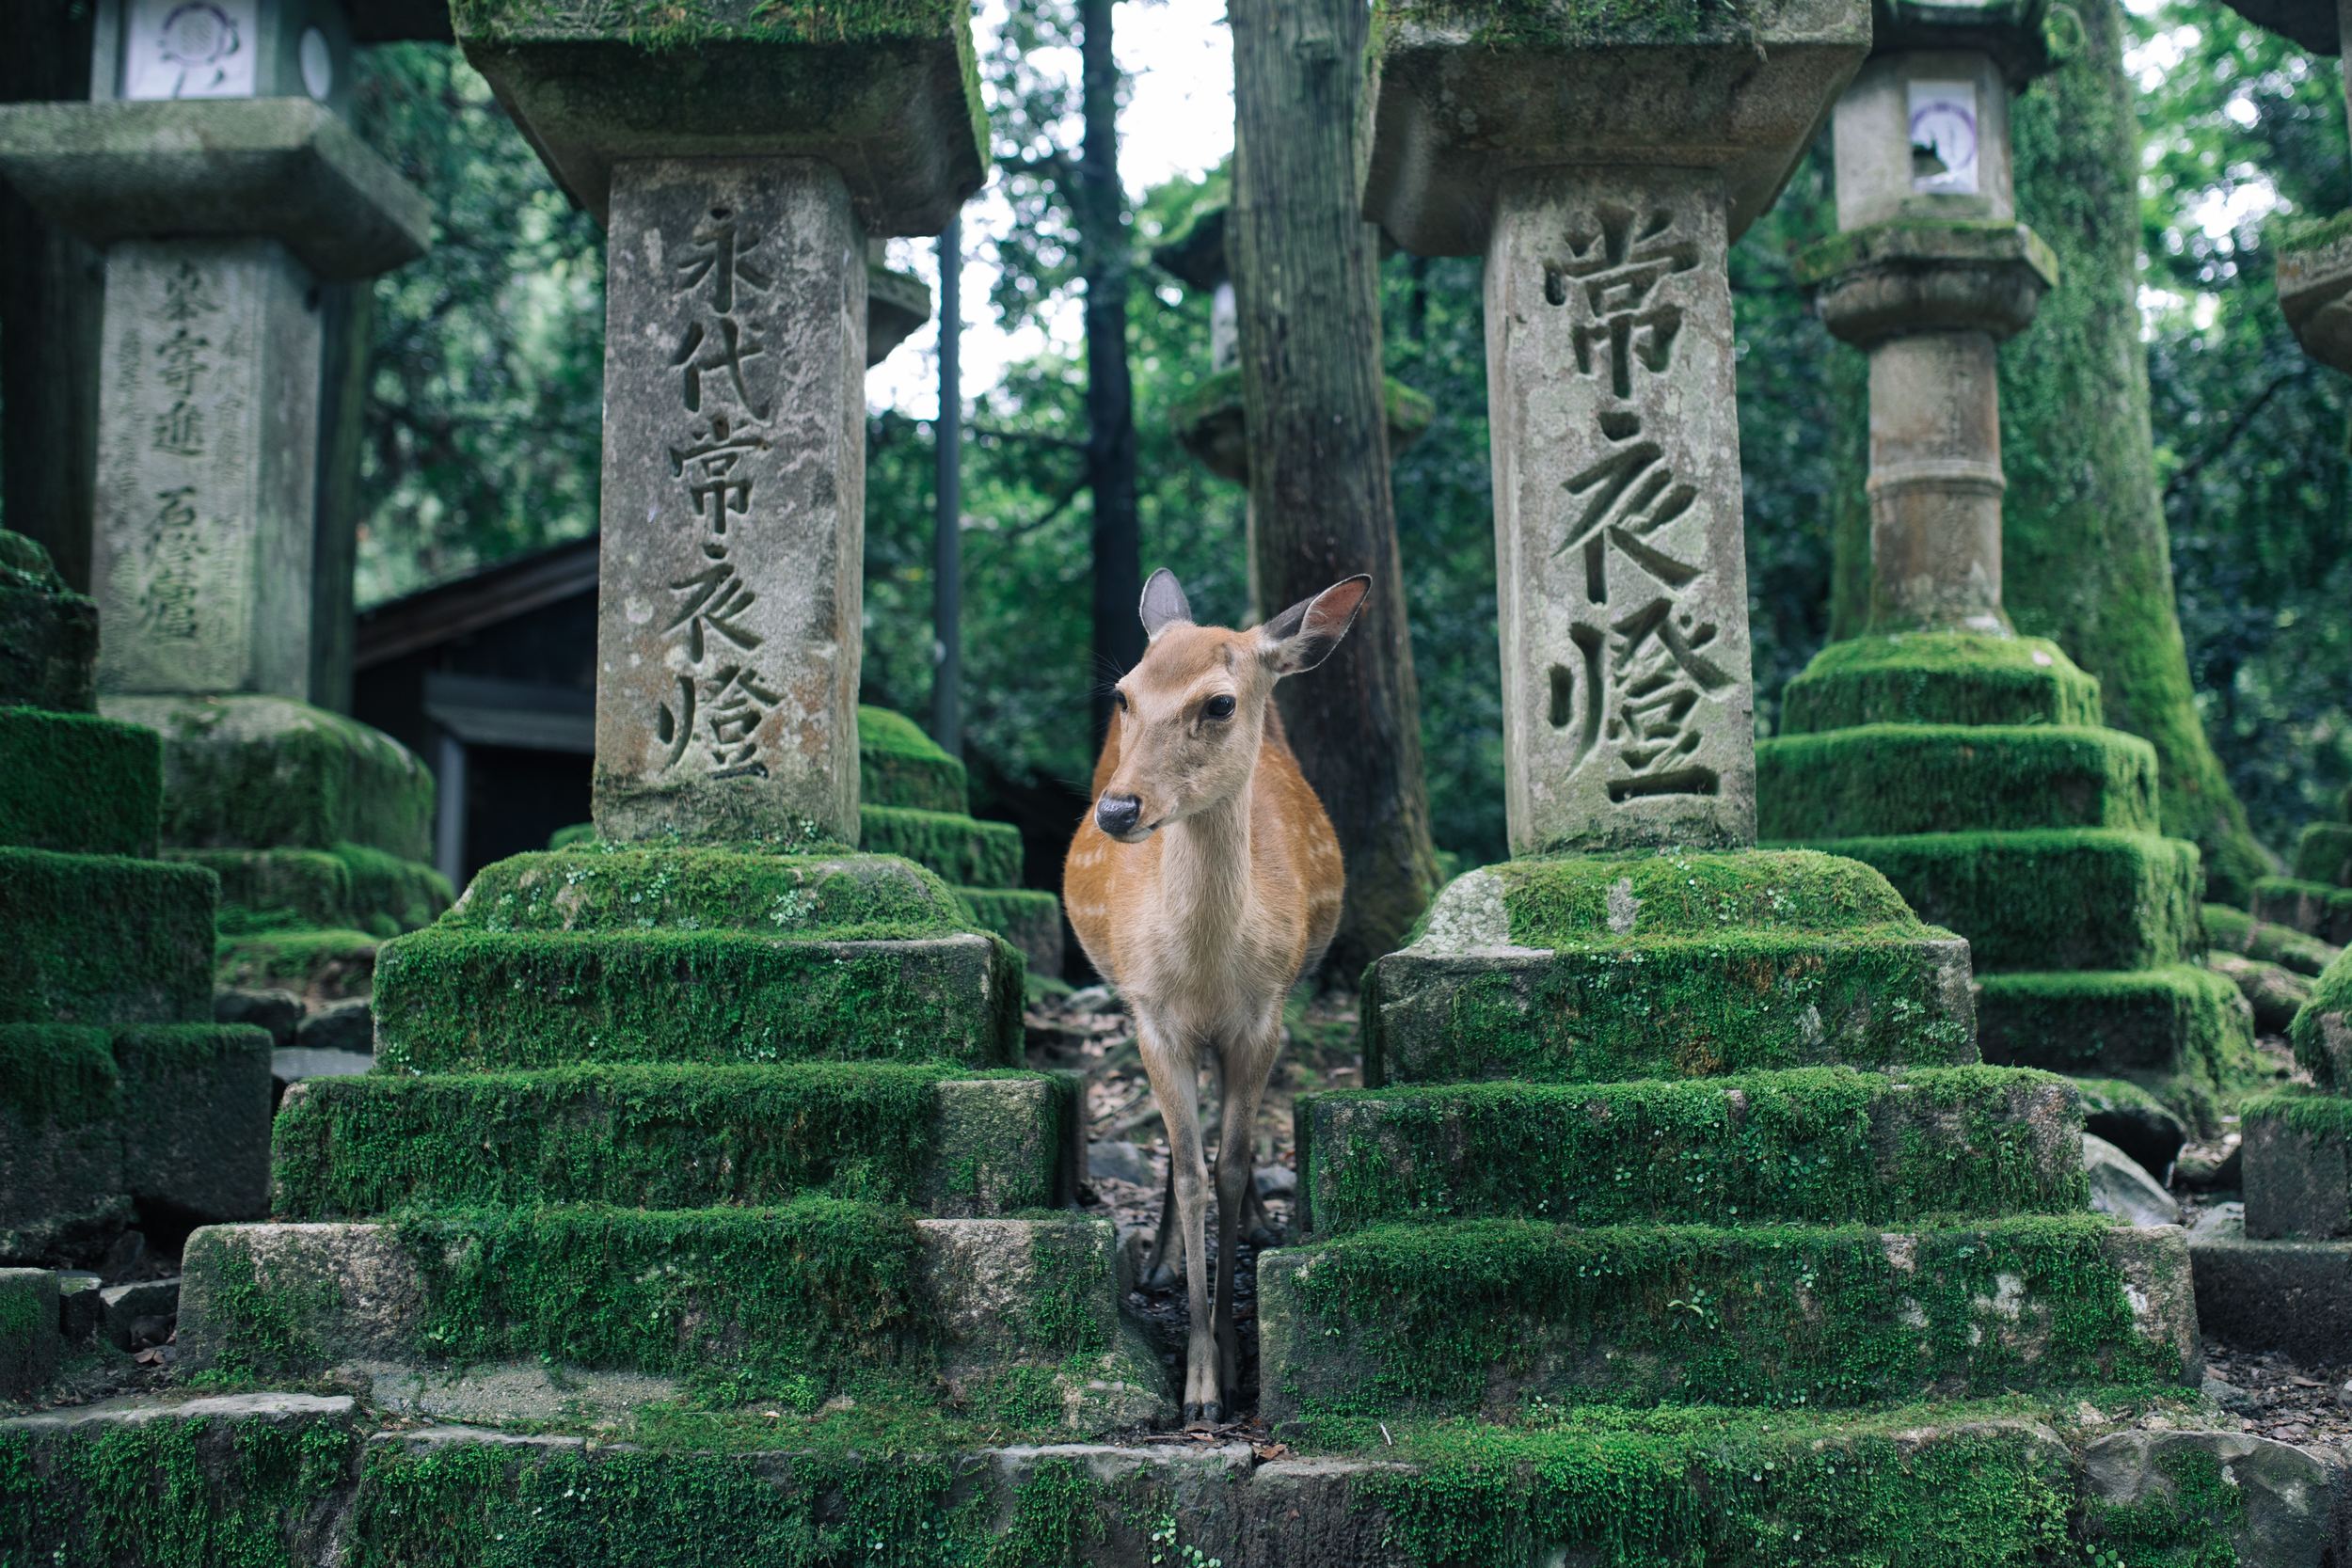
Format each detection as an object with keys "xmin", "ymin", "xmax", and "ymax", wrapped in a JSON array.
[
  {"xmin": 271, "ymin": 1065, "xmax": 1074, "ymax": 1218},
  {"xmin": 859, "ymin": 703, "xmax": 968, "ymax": 814},
  {"xmin": 1296, "ymin": 1067, "xmax": 2086, "ymax": 1235},
  {"xmin": 0, "ymin": 706, "xmax": 159, "ymax": 857},
  {"xmin": 862, "ymin": 804, "xmax": 1023, "ymax": 888},
  {"xmin": 0, "ymin": 573, "xmax": 97, "ymax": 715},
  {"xmin": 0, "ymin": 1270, "xmax": 59, "ymax": 1397},
  {"xmin": 1777, "ymin": 633, "xmax": 2103, "ymax": 736},
  {"xmin": 1756, "ymin": 723, "xmax": 2159, "ymax": 840},
  {"xmin": 2253, "ymin": 877, "xmax": 2352, "ymax": 946},
  {"xmin": 0, "ymin": 847, "xmax": 215, "ymax": 1027},
  {"xmin": 2186, "ymin": 1207, "xmax": 2352, "ymax": 1362},
  {"xmin": 2244, "ymin": 1095, "xmax": 2352, "ymax": 1240},
  {"xmin": 1256, "ymin": 1216, "xmax": 2197, "ymax": 1423},
  {"xmin": 0, "ymin": 1026, "xmax": 128, "ymax": 1261},
  {"xmin": 113, "ymin": 1023, "xmax": 274, "ymax": 1225},
  {"xmin": 2205, "ymin": 902, "xmax": 2341, "ymax": 978},
  {"xmin": 452, "ymin": 845, "xmax": 975, "ymax": 936},
  {"xmin": 1976, "ymin": 965, "xmax": 2251, "ymax": 1134},
  {"xmin": 176, "ymin": 1211, "xmax": 1170, "ymax": 1429},
  {"xmin": 175, "ymin": 844, "xmax": 453, "ymax": 939},
  {"xmin": 102, "ymin": 693, "xmax": 435, "ymax": 863},
  {"xmin": 215, "ymin": 928, "xmax": 379, "ymax": 1002},
  {"xmin": 2290, "ymin": 948, "xmax": 2352, "ymax": 1088},
  {"xmin": 2292, "ymin": 821, "xmax": 2352, "ymax": 886},
  {"xmin": 1802, "ymin": 831, "xmax": 2202, "ymax": 974},
  {"xmin": 960, "ymin": 886, "xmax": 1064, "ymax": 978}
]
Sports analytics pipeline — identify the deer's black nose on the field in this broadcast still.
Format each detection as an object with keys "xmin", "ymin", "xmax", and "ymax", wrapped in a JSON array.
[{"xmin": 1096, "ymin": 794, "xmax": 1142, "ymax": 836}]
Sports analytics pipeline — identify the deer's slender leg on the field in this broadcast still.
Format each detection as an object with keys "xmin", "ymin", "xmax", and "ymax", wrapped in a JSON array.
[
  {"xmin": 1211, "ymin": 1010, "xmax": 1282, "ymax": 1399},
  {"xmin": 1137, "ymin": 1010, "xmax": 1218, "ymax": 1424},
  {"xmin": 1143, "ymin": 1158, "xmax": 1180, "ymax": 1289}
]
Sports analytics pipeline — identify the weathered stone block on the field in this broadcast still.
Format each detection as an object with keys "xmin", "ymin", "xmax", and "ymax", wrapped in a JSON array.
[
  {"xmin": 450, "ymin": 846, "xmax": 973, "ymax": 934},
  {"xmin": 2291, "ymin": 948, "xmax": 2352, "ymax": 1089},
  {"xmin": 1758, "ymin": 723, "xmax": 2159, "ymax": 840},
  {"xmin": 1778, "ymin": 631, "xmax": 2103, "ymax": 734},
  {"xmin": 0, "ymin": 848, "xmax": 215, "ymax": 1027},
  {"xmin": 104, "ymin": 694, "xmax": 436, "ymax": 862},
  {"xmin": 373, "ymin": 927, "xmax": 1022, "ymax": 1073},
  {"xmin": 1810, "ymin": 830, "xmax": 2203, "ymax": 974},
  {"xmin": 1297, "ymin": 1067, "xmax": 2086, "ymax": 1234},
  {"xmin": 0, "ymin": 1271, "xmax": 60, "ymax": 1397},
  {"xmin": 270, "ymin": 1064, "xmax": 1071, "ymax": 1217},
  {"xmin": 2243, "ymin": 1096, "xmax": 2352, "ymax": 1239},
  {"xmin": 1257, "ymin": 1216, "xmax": 2199, "ymax": 1422},
  {"xmin": 1977, "ymin": 965, "xmax": 2251, "ymax": 1132},
  {"xmin": 1363, "ymin": 0, "xmax": 1868, "ymax": 252},
  {"xmin": 169, "ymin": 845, "xmax": 453, "ymax": 938},
  {"xmin": 2254, "ymin": 875, "xmax": 2352, "ymax": 946},
  {"xmin": 453, "ymin": 0, "xmax": 986, "ymax": 232},
  {"xmin": 863, "ymin": 804, "xmax": 1024, "ymax": 888},
  {"xmin": 0, "ymin": 1024, "xmax": 129, "ymax": 1263},
  {"xmin": 589, "ymin": 159, "xmax": 866, "ymax": 845},
  {"xmin": 0, "ymin": 532, "xmax": 97, "ymax": 713},
  {"xmin": 2080, "ymin": 1430, "xmax": 2344, "ymax": 1568},
  {"xmin": 859, "ymin": 703, "xmax": 968, "ymax": 814},
  {"xmin": 2293, "ymin": 821, "xmax": 2352, "ymax": 886},
  {"xmin": 0, "ymin": 707, "xmax": 160, "ymax": 857},
  {"xmin": 2187, "ymin": 1205, "xmax": 2352, "ymax": 1361},
  {"xmin": 1802, "ymin": 220, "xmax": 2058, "ymax": 344},
  {"xmin": 215, "ymin": 927, "xmax": 381, "ymax": 1002},
  {"xmin": 1364, "ymin": 855, "xmax": 1975, "ymax": 1085},
  {"xmin": 2278, "ymin": 216, "xmax": 2352, "ymax": 374},
  {"xmin": 2203, "ymin": 902, "xmax": 2340, "ymax": 977},
  {"xmin": 961, "ymin": 887, "xmax": 1066, "ymax": 979},
  {"xmin": 2208, "ymin": 950, "xmax": 2311, "ymax": 1034},
  {"xmin": 114, "ymin": 1024, "xmax": 273, "ymax": 1225},
  {"xmin": 177, "ymin": 1211, "xmax": 1170, "ymax": 1428},
  {"xmin": 0, "ymin": 99, "xmax": 429, "ymax": 280}
]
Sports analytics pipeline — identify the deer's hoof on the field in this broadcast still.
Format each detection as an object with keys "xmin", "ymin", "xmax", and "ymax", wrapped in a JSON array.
[
  {"xmin": 1183, "ymin": 1401, "xmax": 1223, "ymax": 1430},
  {"xmin": 1143, "ymin": 1261, "xmax": 1180, "ymax": 1291}
]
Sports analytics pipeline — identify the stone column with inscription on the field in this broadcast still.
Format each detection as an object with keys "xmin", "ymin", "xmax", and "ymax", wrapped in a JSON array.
[
  {"xmin": 0, "ymin": 0, "xmax": 453, "ymax": 999},
  {"xmin": 1261, "ymin": 0, "xmax": 2204, "ymax": 1447}
]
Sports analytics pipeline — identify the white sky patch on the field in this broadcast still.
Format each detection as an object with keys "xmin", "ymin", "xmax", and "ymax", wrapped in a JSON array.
[{"xmin": 866, "ymin": 0, "xmax": 1235, "ymax": 420}]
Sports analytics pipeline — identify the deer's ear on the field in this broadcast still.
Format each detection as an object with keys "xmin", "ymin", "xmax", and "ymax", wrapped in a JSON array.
[
  {"xmin": 1260, "ymin": 575, "xmax": 1371, "ymax": 676},
  {"xmin": 1139, "ymin": 568, "xmax": 1195, "ymax": 643}
]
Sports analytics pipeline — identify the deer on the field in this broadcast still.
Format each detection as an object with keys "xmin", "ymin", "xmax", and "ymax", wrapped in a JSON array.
[{"xmin": 1063, "ymin": 566, "xmax": 1368, "ymax": 1426}]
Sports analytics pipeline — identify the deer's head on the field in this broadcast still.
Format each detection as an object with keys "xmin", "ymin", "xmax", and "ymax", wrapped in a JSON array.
[{"xmin": 1092, "ymin": 569, "xmax": 1371, "ymax": 842}]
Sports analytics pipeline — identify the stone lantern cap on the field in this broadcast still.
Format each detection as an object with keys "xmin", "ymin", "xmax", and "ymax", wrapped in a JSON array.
[
  {"xmin": 1800, "ymin": 217, "xmax": 2058, "ymax": 343},
  {"xmin": 2276, "ymin": 214, "xmax": 2352, "ymax": 372},
  {"xmin": 867, "ymin": 247, "xmax": 934, "ymax": 366},
  {"xmin": 452, "ymin": 0, "xmax": 987, "ymax": 235},
  {"xmin": 1361, "ymin": 0, "xmax": 1868, "ymax": 254},
  {"xmin": 0, "ymin": 98, "xmax": 428, "ymax": 281},
  {"xmin": 2210, "ymin": 0, "xmax": 2339, "ymax": 55},
  {"xmin": 1871, "ymin": 0, "xmax": 2052, "ymax": 82},
  {"xmin": 1152, "ymin": 202, "xmax": 1229, "ymax": 293}
]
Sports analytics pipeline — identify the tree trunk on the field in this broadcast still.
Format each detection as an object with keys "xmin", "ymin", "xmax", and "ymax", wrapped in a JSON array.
[
  {"xmin": 1998, "ymin": 0, "xmax": 2269, "ymax": 900},
  {"xmin": 0, "ymin": 6, "xmax": 101, "ymax": 589},
  {"xmin": 1077, "ymin": 0, "xmax": 1141, "ymax": 745},
  {"xmin": 1231, "ymin": 0, "xmax": 1439, "ymax": 984}
]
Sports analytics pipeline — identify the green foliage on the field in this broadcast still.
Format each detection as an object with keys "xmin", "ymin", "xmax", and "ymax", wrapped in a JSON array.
[
  {"xmin": 1299, "ymin": 1067, "xmax": 2087, "ymax": 1233},
  {"xmin": 0, "ymin": 706, "xmax": 159, "ymax": 857},
  {"xmin": 2076, "ymin": 1443, "xmax": 2249, "ymax": 1567},
  {"xmin": 141, "ymin": 697, "xmax": 437, "ymax": 863},
  {"xmin": 1758, "ymin": 724, "xmax": 2160, "ymax": 840}
]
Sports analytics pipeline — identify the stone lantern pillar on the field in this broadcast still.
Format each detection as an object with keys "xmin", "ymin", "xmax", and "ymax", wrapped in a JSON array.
[{"xmin": 0, "ymin": 0, "xmax": 453, "ymax": 981}]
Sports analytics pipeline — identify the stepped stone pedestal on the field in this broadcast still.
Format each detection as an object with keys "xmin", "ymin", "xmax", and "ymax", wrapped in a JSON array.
[
  {"xmin": 0, "ymin": 4, "xmax": 451, "ymax": 985},
  {"xmin": 1754, "ymin": 1, "xmax": 2251, "ymax": 1137},
  {"xmin": 170, "ymin": 0, "xmax": 1167, "ymax": 1435},
  {"xmin": 2253, "ymin": 788, "xmax": 2352, "ymax": 948},
  {"xmin": 0, "ymin": 531, "xmax": 272, "ymax": 1276}
]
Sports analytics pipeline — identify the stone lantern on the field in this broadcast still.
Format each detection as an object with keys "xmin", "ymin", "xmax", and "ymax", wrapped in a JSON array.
[{"xmin": 866, "ymin": 238, "xmax": 933, "ymax": 367}]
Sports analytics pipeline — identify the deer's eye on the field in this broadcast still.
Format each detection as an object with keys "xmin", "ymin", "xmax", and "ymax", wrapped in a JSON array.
[
  {"xmin": 1113, "ymin": 689, "xmax": 1128, "ymax": 712},
  {"xmin": 1202, "ymin": 694, "xmax": 1236, "ymax": 721}
]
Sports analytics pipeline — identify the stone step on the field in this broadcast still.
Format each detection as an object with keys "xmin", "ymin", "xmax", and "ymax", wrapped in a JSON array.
[
  {"xmin": 0, "ymin": 847, "xmax": 215, "ymax": 1027},
  {"xmin": 1756, "ymin": 723, "xmax": 2159, "ymax": 840},
  {"xmin": 271, "ymin": 1063, "xmax": 1077, "ymax": 1218},
  {"xmin": 1258, "ymin": 1215, "xmax": 2198, "ymax": 1423},
  {"xmin": 1975, "ymin": 964, "xmax": 2251, "ymax": 1134},
  {"xmin": 0, "ymin": 705, "xmax": 158, "ymax": 857},
  {"xmin": 172, "ymin": 844, "xmax": 452, "ymax": 939},
  {"xmin": 2243, "ymin": 1094, "xmax": 2352, "ymax": 1240},
  {"xmin": 960, "ymin": 886, "xmax": 1064, "ymax": 977},
  {"xmin": 4, "ymin": 1394, "xmax": 2337, "ymax": 1568},
  {"xmin": 2256, "ymin": 876, "xmax": 2352, "ymax": 947},
  {"xmin": 2294, "ymin": 951, "xmax": 2352, "ymax": 1088},
  {"xmin": 1777, "ymin": 632, "xmax": 2103, "ymax": 736},
  {"xmin": 175, "ymin": 1209, "xmax": 1168, "ymax": 1430},
  {"xmin": 1, "ymin": 1022, "xmax": 273, "ymax": 1258},
  {"xmin": 1802, "ymin": 830, "xmax": 2202, "ymax": 974},
  {"xmin": 448, "ymin": 845, "xmax": 977, "ymax": 934},
  {"xmin": 858, "ymin": 703, "xmax": 969, "ymax": 815},
  {"xmin": 1295, "ymin": 1066, "xmax": 2086, "ymax": 1235},
  {"xmin": 862, "ymin": 804, "xmax": 1025, "ymax": 889},
  {"xmin": 2204, "ymin": 902, "xmax": 2341, "ymax": 978},
  {"xmin": 2294, "ymin": 822, "xmax": 2352, "ymax": 888},
  {"xmin": 371, "ymin": 927, "xmax": 1023, "ymax": 1073},
  {"xmin": 2187, "ymin": 1205, "xmax": 2352, "ymax": 1364}
]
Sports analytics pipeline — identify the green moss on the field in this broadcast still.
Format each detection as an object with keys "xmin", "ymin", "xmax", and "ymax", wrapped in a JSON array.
[
  {"xmin": 271, "ymin": 1063, "xmax": 1062, "ymax": 1217},
  {"xmin": 1777, "ymin": 633, "xmax": 2104, "ymax": 735},
  {"xmin": 1977, "ymin": 965, "xmax": 2252, "ymax": 1133},
  {"xmin": 1375, "ymin": 0, "xmax": 1770, "ymax": 51},
  {"xmin": 1265, "ymin": 1214, "xmax": 2185, "ymax": 1418},
  {"xmin": 0, "ymin": 705, "xmax": 160, "ymax": 857},
  {"xmin": 860, "ymin": 806, "xmax": 1024, "ymax": 890},
  {"xmin": 1485, "ymin": 848, "xmax": 1926, "ymax": 942},
  {"xmin": 0, "ymin": 533, "xmax": 98, "ymax": 714},
  {"xmin": 957, "ymin": 887, "xmax": 1061, "ymax": 956},
  {"xmin": 0, "ymin": 1398, "xmax": 362, "ymax": 1566},
  {"xmin": 2291, "ymin": 821, "xmax": 2352, "ymax": 887},
  {"xmin": 2201, "ymin": 904, "xmax": 2339, "ymax": 977},
  {"xmin": 1805, "ymin": 830, "xmax": 2201, "ymax": 974},
  {"xmin": 0, "ymin": 847, "xmax": 215, "ymax": 1027},
  {"xmin": 180, "ymin": 843, "xmax": 452, "ymax": 938},
  {"xmin": 548, "ymin": 820, "xmax": 596, "ymax": 851},
  {"xmin": 2077, "ymin": 1442, "xmax": 2249, "ymax": 1566},
  {"xmin": 446, "ymin": 846, "xmax": 976, "ymax": 937},
  {"xmin": 2271, "ymin": 206, "xmax": 2352, "ymax": 257},
  {"xmin": 2288, "ymin": 948, "xmax": 2352, "ymax": 1087},
  {"xmin": 0, "ymin": 1022, "xmax": 119, "ymax": 1128},
  {"xmin": 371, "ymin": 926, "xmax": 1024, "ymax": 1073},
  {"xmin": 859, "ymin": 704, "xmax": 969, "ymax": 815},
  {"xmin": 180, "ymin": 1230, "xmax": 343, "ymax": 1384},
  {"xmin": 213, "ymin": 928, "xmax": 380, "ymax": 997},
  {"xmin": 1795, "ymin": 217, "xmax": 2058, "ymax": 288},
  {"xmin": 1757, "ymin": 723, "xmax": 2159, "ymax": 840},
  {"xmin": 1298, "ymin": 1067, "xmax": 2086, "ymax": 1234},
  {"xmin": 2251, "ymin": 876, "xmax": 2352, "ymax": 945}
]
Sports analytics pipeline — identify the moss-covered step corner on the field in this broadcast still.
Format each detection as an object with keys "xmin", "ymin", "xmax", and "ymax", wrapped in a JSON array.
[
  {"xmin": 0, "ymin": 529, "xmax": 96, "ymax": 714},
  {"xmin": 0, "ymin": 705, "xmax": 161, "ymax": 858},
  {"xmin": 174, "ymin": 1206, "xmax": 1168, "ymax": 1430},
  {"xmin": 371, "ymin": 847, "xmax": 1025, "ymax": 1071},
  {"xmin": 860, "ymin": 804, "xmax": 1023, "ymax": 891},
  {"xmin": 2204, "ymin": 901, "xmax": 2341, "ymax": 979},
  {"xmin": 0, "ymin": 846, "xmax": 217, "ymax": 1029},
  {"xmin": 859, "ymin": 702, "xmax": 969, "ymax": 815},
  {"xmin": 2288, "ymin": 947, "xmax": 2352, "ymax": 1091},
  {"xmin": 1776, "ymin": 632, "xmax": 2103, "ymax": 736},
  {"xmin": 2252, "ymin": 876, "xmax": 2352, "ymax": 947},
  {"xmin": 1975, "ymin": 965, "xmax": 2254, "ymax": 1136},
  {"xmin": 1756, "ymin": 722, "xmax": 2159, "ymax": 840},
  {"xmin": 1360, "ymin": 850, "xmax": 1975, "ymax": 1085},
  {"xmin": 9, "ymin": 1391, "xmax": 2338, "ymax": 1568},
  {"xmin": 271, "ymin": 1062, "xmax": 1080, "ymax": 1218}
]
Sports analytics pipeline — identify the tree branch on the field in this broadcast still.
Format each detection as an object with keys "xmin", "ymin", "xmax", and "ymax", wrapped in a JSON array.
[
  {"xmin": 2164, "ymin": 366, "xmax": 2314, "ymax": 502},
  {"xmin": 991, "ymin": 470, "xmax": 1092, "ymax": 542}
]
